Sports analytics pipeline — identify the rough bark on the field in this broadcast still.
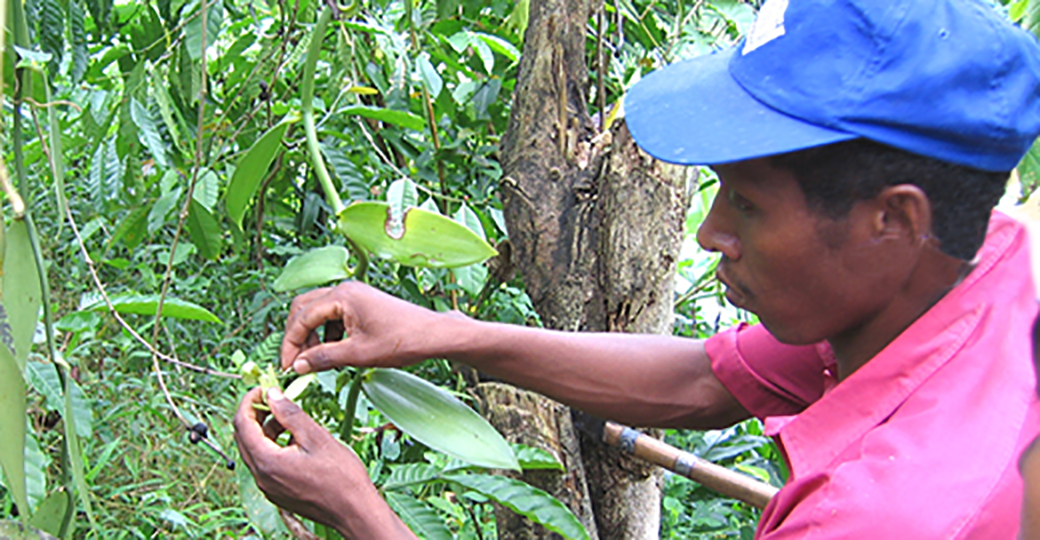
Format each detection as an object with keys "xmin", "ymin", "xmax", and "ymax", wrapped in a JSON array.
[{"xmin": 491, "ymin": 0, "xmax": 693, "ymax": 534}]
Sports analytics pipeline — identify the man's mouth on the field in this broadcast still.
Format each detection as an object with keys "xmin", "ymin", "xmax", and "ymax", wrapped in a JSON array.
[{"xmin": 717, "ymin": 266, "xmax": 750, "ymax": 310}]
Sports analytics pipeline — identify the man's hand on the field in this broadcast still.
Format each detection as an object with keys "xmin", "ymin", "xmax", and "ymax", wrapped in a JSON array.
[
  {"xmin": 233, "ymin": 387, "xmax": 415, "ymax": 539},
  {"xmin": 281, "ymin": 281, "xmax": 452, "ymax": 374}
]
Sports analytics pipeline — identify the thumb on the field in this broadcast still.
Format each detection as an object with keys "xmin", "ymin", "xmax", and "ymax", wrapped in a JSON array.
[{"xmin": 265, "ymin": 388, "xmax": 319, "ymax": 446}]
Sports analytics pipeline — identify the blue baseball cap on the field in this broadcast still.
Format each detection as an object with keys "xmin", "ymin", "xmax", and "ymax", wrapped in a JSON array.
[{"xmin": 626, "ymin": 0, "xmax": 1040, "ymax": 172}]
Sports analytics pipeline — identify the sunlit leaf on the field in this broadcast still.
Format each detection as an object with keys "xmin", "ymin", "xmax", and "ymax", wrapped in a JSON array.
[
  {"xmin": 473, "ymin": 32, "xmax": 520, "ymax": 63},
  {"xmin": 339, "ymin": 105, "xmax": 425, "ymax": 132},
  {"xmin": 187, "ymin": 198, "xmax": 222, "ymax": 260},
  {"xmin": 362, "ymin": 368, "xmax": 519, "ymax": 471},
  {"xmin": 82, "ymin": 293, "xmax": 222, "ymax": 323},
  {"xmin": 192, "ymin": 169, "xmax": 219, "ymax": 213},
  {"xmin": 148, "ymin": 187, "xmax": 182, "ymax": 235},
  {"xmin": 386, "ymin": 178, "xmax": 419, "ymax": 238},
  {"xmin": 130, "ymin": 97, "xmax": 169, "ymax": 170},
  {"xmin": 444, "ymin": 473, "xmax": 588, "ymax": 540},
  {"xmin": 416, "ymin": 52, "xmax": 443, "ymax": 98},
  {"xmin": 472, "ymin": 37, "xmax": 494, "ymax": 74},
  {"xmin": 338, "ymin": 202, "xmax": 498, "ymax": 269},
  {"xmin": 272, "ymin": 246, "xmax": 351, "ymax": 292},
  {"xmin": 386, "ymin": 492, "xmax": 452, "ymax": 540},
  {"xmin": 226, "ymin": 118, "xmax": 293, "ymax": 229},
  {"xmin": 284, "ymin": 373, "xmax": 316, "ymax": 401},
  {"xmin": 183, "ymin": 0, "xmax": 223, "ymax": 60}
]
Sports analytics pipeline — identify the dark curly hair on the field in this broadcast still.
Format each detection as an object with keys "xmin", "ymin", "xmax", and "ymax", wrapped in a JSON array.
[{"xmin": 771, "ymin": 139, "xmax": 1010, "ymax": 261}]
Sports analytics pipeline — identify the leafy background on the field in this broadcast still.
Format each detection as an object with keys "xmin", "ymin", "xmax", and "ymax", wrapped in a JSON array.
[{"xmin": 1, "ymin": 0, "xmax": 1036, "ymax": 538}]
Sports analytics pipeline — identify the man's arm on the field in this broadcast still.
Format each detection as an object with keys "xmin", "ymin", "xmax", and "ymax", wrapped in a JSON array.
[{"xmin": 282, "ymin": 281, "xmax": 750, "ymax": 430}]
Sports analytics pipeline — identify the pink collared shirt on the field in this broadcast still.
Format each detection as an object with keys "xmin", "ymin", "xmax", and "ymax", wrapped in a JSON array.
[{"xmin": 705, "ymin": 211, "xmax": 1040, "ymax": 539}]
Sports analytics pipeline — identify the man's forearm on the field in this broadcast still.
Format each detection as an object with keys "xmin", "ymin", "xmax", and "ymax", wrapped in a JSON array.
[{"xmin": 429, "ymin": 316, "xmax": 750, "ymax": 430}]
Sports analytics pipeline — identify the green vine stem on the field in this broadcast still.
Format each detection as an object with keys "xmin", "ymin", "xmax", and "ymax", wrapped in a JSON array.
[
  {"xmin": 340, "ymin": 368, "xmax": 368, "ymax": 442},
  {"xmin": 302, "ymin": 7, "xmax": 344, "ymax": 216}
]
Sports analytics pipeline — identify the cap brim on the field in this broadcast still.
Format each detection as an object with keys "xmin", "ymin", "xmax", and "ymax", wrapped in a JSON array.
[{"xmin": 625, "ymin": 48, "xmax": 858, "ymax": 166}]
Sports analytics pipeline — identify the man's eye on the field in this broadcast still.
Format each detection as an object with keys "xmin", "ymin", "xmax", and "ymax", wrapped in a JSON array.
[{"xmin": 727, "ymin": 189, "xmax": 753, "ymax": 211}]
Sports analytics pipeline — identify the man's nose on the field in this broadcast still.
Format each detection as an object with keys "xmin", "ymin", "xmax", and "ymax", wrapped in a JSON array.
[{"xmin": 696, "ymin": 194, "xmax": 741, "ymax": 261}]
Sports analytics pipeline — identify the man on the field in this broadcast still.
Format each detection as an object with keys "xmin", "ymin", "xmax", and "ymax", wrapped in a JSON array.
[{"xmin": 234, "ymin": 0, "xmax": 1040, "ymax": 537}]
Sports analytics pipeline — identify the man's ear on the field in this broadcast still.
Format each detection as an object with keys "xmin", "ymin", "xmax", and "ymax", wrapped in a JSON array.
[{"xmin": 872, "ymin": 185, "xmax": 933, "ymax": 245}]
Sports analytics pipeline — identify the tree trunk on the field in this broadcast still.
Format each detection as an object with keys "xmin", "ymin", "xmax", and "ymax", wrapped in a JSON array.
[{"xmin": 487, "ymin": 0, "xmax": 693, "ymax": 534}]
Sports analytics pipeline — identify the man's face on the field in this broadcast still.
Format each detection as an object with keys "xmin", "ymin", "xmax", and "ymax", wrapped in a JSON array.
[{"xmin": 697, "ymin": 158, "xmax": 904, "ymax": 345}]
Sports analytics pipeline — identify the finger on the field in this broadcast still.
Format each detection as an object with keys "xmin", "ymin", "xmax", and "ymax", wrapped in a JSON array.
[
  {"xmin": 295, "ymin": 338, "xmax": 375, "ymax": 373},
  {"xmin": 233, "ymin": 387, "xmax": 275, "ymax": 472},
  {"xmin": 282, "ymin": 299, "xmax": 350, "ymax": 372},
  {"xmin": 287, "ymin": 286, "xmax": 334, "ymax": 321},
  {"xmin": 265, "ymin": 388, "xmax": 322, "ymax": 448}
]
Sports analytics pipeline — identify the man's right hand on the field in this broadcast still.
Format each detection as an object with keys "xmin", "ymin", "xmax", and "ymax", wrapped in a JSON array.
[{"xmin": 282, "ymin": 281, "xmax": 456, "ymax": 374}]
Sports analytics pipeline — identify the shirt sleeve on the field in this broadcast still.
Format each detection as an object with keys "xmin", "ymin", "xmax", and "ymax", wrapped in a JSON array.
[{"xmin": 705, "ymin": 323, "xmax": 831, "ymax": 418}]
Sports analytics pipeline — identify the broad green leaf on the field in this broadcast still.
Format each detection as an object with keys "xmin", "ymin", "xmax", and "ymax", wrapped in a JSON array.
[
  {"xmin": 444, "ymin": 473, "xmax": 588, "ymax": 540},
  {"xmin": 272, "ymin": 246, "xmax": 351, "ymax": 292},
  {"xmin": 88, "ymin": 138, "xmax": 121, "ymax": 207},
  {"xmin": 450, "ymin": 203, "xmax": 489, "ymax": 295},
  {"xmin": 25, "ymin": 361, "xmax": 62, "ymax": 413},
  {"xmin": 320, "ymin": 140, "xmax": 368, "ymax": 202},
  {"xmin": 338, "ymin": 202, "xmax": 498, "ymax": 269},
  {"xmin": 226, "ymin": 118, "xmax": 293, "ymax": 229},
  {"xmin": 183, "ymin": 0, "xmax": 223, "ymax": 60},
  {"xmin": 108, "ymin": 206, "xmax": 150, "ymax": 249},
  {"xmin": 385, "ymin": 492, "xmax": 452, "ymax": 540},
  {"xmin": 416, "ymin": 52, "xmax": 443, "ymax": 98},
  {"xmin": 130, "ymin": 97, "xmax": 169, "ymax": 170},
  {"xmin": 192, "ymin": 169, "xmax": 219, "ymax": 212},
  {"xmin": 382, "ymin": 463, "xmax": 442, "ymax": 491},
  {"xmin": 148, "ymin": 187, "xmax": 182, "ymax": 234},
  {"xmin": 27, "ymin": 491, "xmax": 68, "ymax": 536},
  {"xmin": 24, "ymin": 430, "xmax": 49, "ymax": 510},
  {"xmin": 472, "ymin": 37, "xmax": 494, "ymax": 75},
  {"xmin": 38, "ymin": 0, "xmax": 65, "ymax": 71},
  {"xmin": 68, "ymin": 378, "xmax": 93, "ymax": 439},
  {"xmin": 362, "ymin": 368, "xmax": 519, "ymax": 471},
  {"xmin": 68, "ymin": 1, "xmax": 88, "ymax": 84},
  {"xmin": 4, "ymin": 220, "xmax": 42, "ymax": 371},
  {"xmin": 0, "ymin": 343, "xmax": 27, "ymax": 518},
  {"xmin": 187, "ymin": 198, "xmax": 222, "ymax": 260},
  {"xmin": 0, "ymin": 521, "xmax": 58, "ymax": 539},
  {"xmin": 82, "ymin": 293, "xmax": 222, "ymax": 323},
  {"xmin": 473, "ymin": 32, "xmax": 520, "ymax": 63},
  {"xmin": 340, "ymin": 105, "xmax": 426, "ymax": 132},
  {"xmin": 513, "ymin": 444, "xmax": 564, "ymax": 471}
]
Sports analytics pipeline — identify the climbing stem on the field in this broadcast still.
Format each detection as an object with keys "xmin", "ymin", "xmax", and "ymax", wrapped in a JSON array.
[{"xmin": 302, "ymin": 7, "xmax": 344, "ymax": 216}]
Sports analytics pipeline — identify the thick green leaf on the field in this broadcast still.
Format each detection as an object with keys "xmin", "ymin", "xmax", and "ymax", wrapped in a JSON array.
[
  {"xmin": 82, "ymin": 293, "xmax": 222, "ymax": 323},
  {"xmin": 338, "ymin": 202, "xmax": 498, "ymax": 269},
  {"xmin": 187, "ymin": 198, "xmax": 222, "ymax": 260},
  {"xmin": 362, "ymin": 368, "xmax": 519, "ymax": 471},
  {"xmin": 0, "ymin": 521, "xmax": 58, "ymax": 539},
  {"xmin": 513, "ymin": 444, "xmax": 564, "ymax": 471},
  {"xmin": 272, "ymin": 246, "xmax": 351, "ymax": 292},
  {"xmin": 0, "ymin": 343, "xmax": 27, "ymax": 518},
  {"xmin": 27, "ymin": 491, "xmax": 68, "ymax": 536},
  {"xmin": 4, "ymin": 220, "xmax": 42, "ymax": 371},
  {"xmin": 339, "ymin": 105, "xmax": 426, "ymax": 132},
  {"xmin": 283, "ymin": 373, "xmax": 315, "ymax": 401},
  {"xmin": 226, "ymin": 118, "xmax": 293, "ymax": 229},
  {"xmin": 385, "ymin": 492, "xmax": 452, "ymax": 540},
  {"xmin": 416, "ymin": 52, "xmax": 443, "ymax": 98},
  {"xmin": 130, "ymin": 97, "xmax": 169, "ymax": 170},
  {"xmin": 444, "ymin": 473, "xmax": 588, "ymax": 540}
]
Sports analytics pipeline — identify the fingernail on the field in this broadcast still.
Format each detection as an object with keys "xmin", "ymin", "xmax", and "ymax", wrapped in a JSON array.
[
  {"xmin": 267, "ymin": 388, "xmax": 284, "ymax": 402},
  {"xmin": 293, "ymin": 359, "xmax": 312, "ymax": 374}
]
